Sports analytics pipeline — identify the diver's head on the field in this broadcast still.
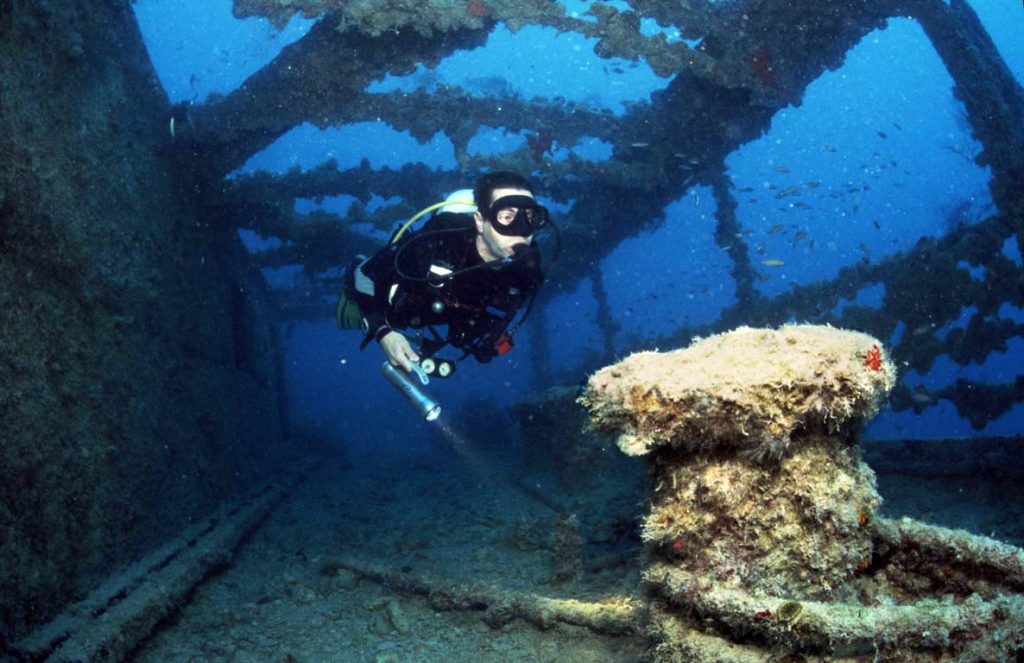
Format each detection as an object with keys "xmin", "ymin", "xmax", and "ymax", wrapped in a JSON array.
[
  {"xmin": 472, "ymin": 172, "xmax": 548, "ymax": 260},
  {"xmin": 473, "ymin": 171, "xmax": 534, "ymax": 212}
]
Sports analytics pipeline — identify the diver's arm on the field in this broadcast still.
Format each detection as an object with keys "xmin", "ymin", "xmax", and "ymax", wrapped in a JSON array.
[
  {"xmin": 347, "ymin": 270, "xmax": 394, "ymax": 349},
  {"xmin": 356, "ymin": 233, "xmax": 437, "ymax": 366},
  {"xmin": 356, "ymin": 245, "xmax": 410, "ymax": 345}
]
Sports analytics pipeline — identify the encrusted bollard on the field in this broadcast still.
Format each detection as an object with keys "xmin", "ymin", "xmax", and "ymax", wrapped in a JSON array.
[{"xmin": 581, "ymin": 325, "xmax": 1024, "ymax": 662}]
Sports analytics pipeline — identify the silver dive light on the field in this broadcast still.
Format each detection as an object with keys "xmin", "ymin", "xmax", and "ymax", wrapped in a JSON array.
[{"xmin": 380, "ymin": 361, "xmax": 441, "ymax": 421}]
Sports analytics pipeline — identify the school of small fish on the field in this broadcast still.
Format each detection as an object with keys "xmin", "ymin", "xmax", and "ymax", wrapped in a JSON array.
[
  {"xmin": 607, "ymin": 122, "xmax": 910, "ymax": 281},
  {"xmin": 718, "ymin": 123, "xmax": 912, "ymax": 275}
]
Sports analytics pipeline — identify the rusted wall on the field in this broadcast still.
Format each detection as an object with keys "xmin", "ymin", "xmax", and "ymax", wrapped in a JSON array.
[{"xmin": 0, "ymin": 1, "xmax": 293, "ymax": 639}]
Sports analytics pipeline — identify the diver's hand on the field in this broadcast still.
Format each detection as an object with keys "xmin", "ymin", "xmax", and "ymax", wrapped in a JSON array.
[{"xmin": 379, "ymin": 331, "xmax": 420, "ymax": 372}]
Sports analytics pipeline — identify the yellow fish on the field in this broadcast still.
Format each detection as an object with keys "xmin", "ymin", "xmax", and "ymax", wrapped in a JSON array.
[{"xmin": 761, "ymin": 259, "xmax": 785, "ymax": 267}]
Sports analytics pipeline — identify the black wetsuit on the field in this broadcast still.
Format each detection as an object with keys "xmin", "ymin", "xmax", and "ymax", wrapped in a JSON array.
[{"xmin": 356, "ymin": 212, "xmax": 544, "ymax": 363}]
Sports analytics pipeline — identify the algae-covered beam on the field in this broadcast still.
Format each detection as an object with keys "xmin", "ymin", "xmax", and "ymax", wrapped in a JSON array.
[
  {"xmin": 273, "ymin": 282, "xmax": 346, "ymax": 324},
  {"xmin": 207, "ymin": 198, "xmax": 382, "ymax": 277},
  {"xmin": 656, "ymin": 214, "xmax": 1020, "ymax": 373},
  {"xmin": 212, "ymin": 0, "xmax": 904, "ymax": 187},
  {"xmin": 180, "ymin": 16, "xmax": 490, "ymax": 179},
  {"xmin": 232, "ymin": 0, "xmax": 566, "ymax": 36},
  {"xmin": 216, "ymin": 85, "xmax": 623, "ymax": 181},
  {"xmin": 334, "ymin": 555, "xmax": 644, "ymax": 636},
  {"xmin": 518, "ymin": 0, "xmax": 911, "ymax": 295},
  {"xmin": 249, "ymin": 229, "xmax": 378, "ymax": 275},
  {"xmin": 876, "ymin": 517, "xmax": 1024, "ymax": 591},
  {"xmin": 905, "ymin": 0, "xmax": 1024, "ymax": 219},
  {"xmin": 638, "ymin": 213, "xmax": 1022, "ymax": 433},
  {"xmin": 231, "ymin": 0, "xmax": 709, "ymax": 77},
  {"xmin": 602, "ymin": 0, "xmax": 902, "ymax": 182},
  {"xmin": 527, "ymin": 307, "xmax": 552, "ymax": 389},
  {"xmin": 646, "ymin": 613, "xmax": 770, "ymax": 663},
  {"xmin": 548, "ymin": 182, "xmax": 682, "ymax": 295},
  {"xmin": 229, "ymin": 0, "xmax": 893, "ymax": 94},
  {"xmin": 621, "ymin": 0, "xmax": 717, "ymax": 37},
  {"xmin": 932, "ymin": 376, "xmax": 1024, "ymax": 430},
  {"xmin": 223, "ymin": 155, "xmax": 609, "ymax": 216},
  {"xmin": 649, "ymin": 561, "xmax": 1024, "ymax": 658},
  {"xmin": 207, "ymin": 199, "xmax": 293, "ymax": 238},
  {"xmin": 208, "ymin": 0, "xmax": 1020, "ymax": 329},
  {"xmin": 356, "ymin": 87, "xmax": 622, "ymax": 166},
  {"xmin": 208, "ymin": 0, "xmax": 913, "ymax": 294},
  {"xmin": 203, "ymin": 85, "xmax": 624, "ymax": 174},
  {"xmin": 241, "ymin": 209, "xmax": 381, "ymax": 275},
  {"xmin": 709, "ymin": 169, "xmax": 756, "ymax": 311},
  {"xmin": 11, "ymin": 483, "xmax": 289, "ymax": 662},
  {"xmin": 699, "ymin": 0, "xmax": 897, "ymax": 105},
  {"xmin": 212, "ymin": 181, "xmax": 414, "ymax": 246},
  {"xmin": 647, "ymin": 517, "xmax": 1024, "ymax": 656},
  {"xmin": 222, "ymin": 161, "xmax": 467, "ymax": 210},
  {"xmin": 591, "ymin": 264, "xmax": 619, "ymax": 362}
]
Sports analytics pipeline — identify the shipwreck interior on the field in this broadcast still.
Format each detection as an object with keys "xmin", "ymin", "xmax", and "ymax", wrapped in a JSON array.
[{"xmin": 1, "ymin": 0, "xmax": 1023, "ymax": 661}]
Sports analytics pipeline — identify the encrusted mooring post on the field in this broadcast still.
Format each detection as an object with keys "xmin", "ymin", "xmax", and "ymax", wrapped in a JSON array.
[
  {"xmin": 581, "ymin": 325, "xmax": 1024, "ymax": 661},
  {"xmin": 583, "ymin": 325, "xmax": 894, "ymax": 600}
]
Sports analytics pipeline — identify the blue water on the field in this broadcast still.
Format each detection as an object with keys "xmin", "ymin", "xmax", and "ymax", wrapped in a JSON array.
[{"xmin": 133, "ymin": 0, "xmax": 1024, "ymax": 453}]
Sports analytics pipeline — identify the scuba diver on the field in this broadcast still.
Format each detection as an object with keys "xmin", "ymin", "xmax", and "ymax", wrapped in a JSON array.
[{"xmin": 335, "ymin": 171, "xmax": 549, "ymax": 382}]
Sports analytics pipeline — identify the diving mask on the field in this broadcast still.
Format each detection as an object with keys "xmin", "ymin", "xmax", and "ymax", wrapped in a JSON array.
[{"xmin": 484, "ymin": 194, "xmax": 549, "ymax": 237}]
